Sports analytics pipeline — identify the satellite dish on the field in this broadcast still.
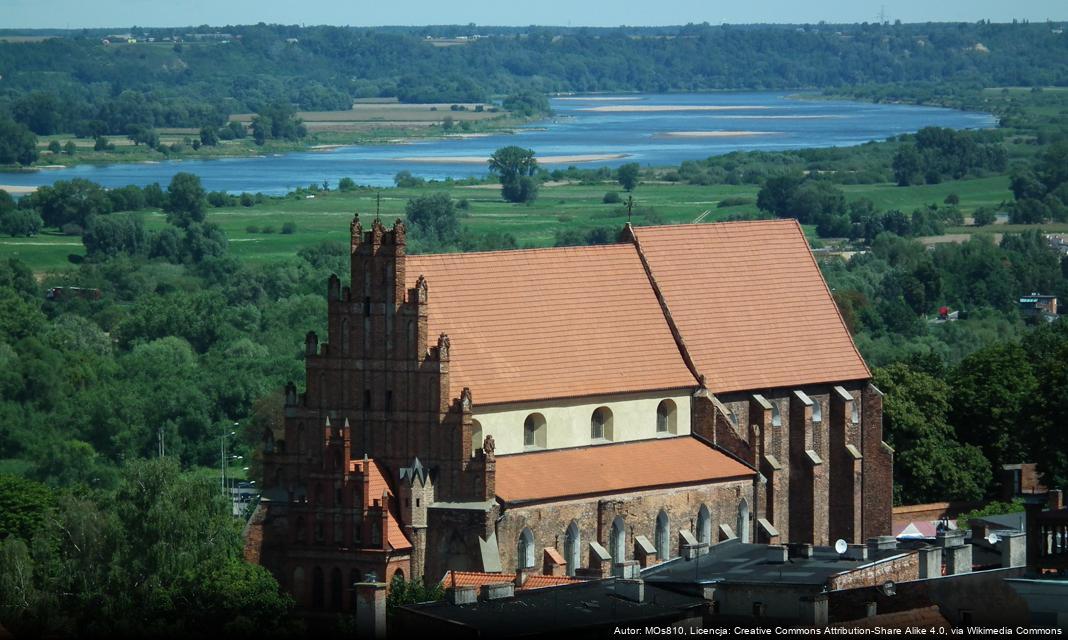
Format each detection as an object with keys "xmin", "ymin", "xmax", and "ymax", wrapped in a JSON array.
[
  {"xmin": 834, "ymin": 539, "xmax": 848, "ymax": 555},
  {"xmin": 986, "ymin": 533, "xmax": 1000, "ymax": 545},
  {"xmin": 880, "ymin": 580, "xmax": 897, "ymax": 597}
]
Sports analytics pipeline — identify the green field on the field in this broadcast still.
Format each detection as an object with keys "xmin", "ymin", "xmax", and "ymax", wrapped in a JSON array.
[{"xmin": 0, "ymin": 175, "xmax": 1023, "ymax": 273}]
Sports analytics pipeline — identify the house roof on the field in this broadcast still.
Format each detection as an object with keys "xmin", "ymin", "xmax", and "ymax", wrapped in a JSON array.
[
  {"xmin": 350, "ymin": 457, "xmax": 413, "ymax": 551},
  {"xmin": 406, "ymin": 244, "xmax": 696, "ymax": 405},
  {"xmin": 632, "ymin": 221, "xmax": 870, "ymax": 393},
  {"xmin": 494, "ymin": 436, "xmax": 755, "ymax": 504}
]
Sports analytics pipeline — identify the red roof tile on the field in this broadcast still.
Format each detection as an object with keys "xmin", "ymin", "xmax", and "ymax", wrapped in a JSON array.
[
  {"xmin": 440, "ymin": 571, "xmax": 586, "ymax": 591},
  {"xmin": 633, "ymin": 221, "xmax": 870, "ymax": 392},
  {"xmin": 406, "ymin": 244, "xmax": 696, "ymax": 405},
  {"xmin": 494, "ymin": 437, "xmax": 755, "ymax": 504}
]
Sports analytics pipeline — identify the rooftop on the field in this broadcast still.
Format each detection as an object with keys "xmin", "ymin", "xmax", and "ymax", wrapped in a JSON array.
[
  {"xmin": 493, "ymin": 436, "xmax": 756, "ymax": 504},
  {"xmin": 643, "ymin": 538, "xmax": 908, "ymax": 587},
  {"xmin": 633, "ymin": 221, "xmax": 870, "ymax": 393},
  {"xmin": 400, "ymin": 578, "xmax": 704, "ymax": 637},
  {"xmin": 406, "ymin": 243, "xmax": 696, "ymax": 405},
  {"xmin": 440, "ymin": 570, "xmax": 584, "ymax": 591}
]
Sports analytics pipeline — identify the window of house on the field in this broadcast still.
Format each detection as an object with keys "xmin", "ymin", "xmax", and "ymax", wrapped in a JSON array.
[
  {"xmin": 518, "ymin": 528, "xmax": 535, "ymax": 569},
  {"xmin": 771, "ymin": 402, "xmax": 782, "ymax": 427},
  {"xmin": 565, "ymin": 521, "xmax": 581, "ymax": 577},
  {"xmin": 851, "ymin": 400, "xmax": 860, "ymax": 424},
  {"xmin": 591, "ymin": 407, "xmax": 612, "ymax": 441},
  {"xmin": 523, "ymin": 413, "xmax": 546, "ymax": 449},
  {"xmin": 471, "ymin": 420, "xmax": 483, "ymax": 458},
  {"xmin": 811, "ymin": 398, "xmax": 822, "ymax": 423},
  {"xmin": 656, "ymin": 400, "xmax": 677, "ymax": 434}
]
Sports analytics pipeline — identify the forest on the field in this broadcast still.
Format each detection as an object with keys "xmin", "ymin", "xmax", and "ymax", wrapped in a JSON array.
[{"xmin": 0, "ymin": 21, "xmax": 1066, "ymax": 153}]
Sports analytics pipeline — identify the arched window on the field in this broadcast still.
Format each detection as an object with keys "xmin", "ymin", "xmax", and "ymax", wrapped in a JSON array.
[
  {"xmin": 330, "ymin": 567, "xmax": 343, "ymax": 610},
  {"xmin": 371, "ymin": 518, "xmax": 382, "ymax": 547},
  {"xmin": 737, "ymin": 498, "xmax": 750, "ymax": 543},
  {"xmin": 523, "ymin": 413, "xmax": 546, "ymax": 449},
  {"xmin": 771, "ymin": 402, "xmax": 782, "ymax": 427},
  {"xmin": 656, "ymin": 400, "xmax": 677, "ymax": 434},
  {"xmin": 565, "ymin": 521, "xmax": 581, "ymax": 577},
  {"xmin": 851, "ymin": 400, "xmax": 860, "ymax": 424},
  {"xmin": 341, "ymin": 318, "xmax": 350, "ymax": 355},
  {"xmin": 610, "ymin": 516, "xmax": 626, "ymax": 565},
  {"xmin": 728, "ymin": 409, "xmax": 739, "ymax": 428},
  {"xmin": 293, "ymin": 566, "xmax": 306, "ymax": 604},
  {"xmin": 655, "ymin": 510, "xmax": 670, "ymax": 560},
  {"xmin": 471, "ymin": 420, "xmax": 483, "ymax": 458},
  {"xmin": 591, "ymin": 407, "xmax": 613, "ymax": 441},
  {"xmin": 811, "ymin": 398, "xmax": 822, "ymax": 423},
  {"xmin": 517, "ymin": 528, "xmax": 535, "ymax": 569},
  {"xmin": 697, "ymin": 504, "xmax": 712, "ymax": 545},
  {"xmin": 312, "ymin": 566, "xmax": 324, "ymax": 609}
]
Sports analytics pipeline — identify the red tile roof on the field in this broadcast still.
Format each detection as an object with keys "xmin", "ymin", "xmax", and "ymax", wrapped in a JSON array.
[
  {"xmin": 406, "ymin": 244, "xmax": 696, "ymax": 406},
  {"xmin": 350, "ymin": 458, "xmax": 413, "ymax": 551},
  {"xmin": 440, "ymin": 571, "xmax": 585, "ymax": 591},
  {"xmin": 494, "ymin": 437, "xmax": 755, "ymax": 504},
  {"xmin": 633, "ymin": 221, "xmax": 870, "ymax": 392}
]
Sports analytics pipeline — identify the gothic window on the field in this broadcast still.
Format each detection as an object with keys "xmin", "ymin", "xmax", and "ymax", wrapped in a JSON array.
[
  {"xmin": 330, "ymin": 568, "xmax": 343, "ymax": 610},
  {"xmin": 811, "ymin": 398, "xmax": 822, "ymax": 423},
  {"xmin": 370, "ymin": 518, "xmax": 382, "ymax": 547},
  {"xmin": 697, "ymin": 504, "xmax": 712, "ymax": 545},
  {"xmin": 312, "ymin": 567, "xmax": 324, "ymax": 609},
  {"xmin": 655, "ymin": 510, "xmax": 670, "ymax": 560},
  {"xmin": 610, "ymin": 517, "xmax": 626, "ymax": 564},
  {"xmin": 591, "ymin": 407, "xmax": 612, "ymax": 441},
  {"xmin": 851, "ymin": 400, "xmax": 860, "ymax": 424},
  {"xmin": 565, "ymin": 521, "xmax": 581, "ymax": 576},
  {"xmin": 656, "ymin": 400, "xmax": 677, "ymax": 434},
  {"xmin": 523, "ymin": 413, "xmax": 546, "ymax": 449},
  {"xmin": 471, "ymin": 420, "xmax": 483, "ymax": 458},
  {"xmin": 737, "ymin": 498, "xmax": 750, "ymax": 543},
  {"xmin": 517, "ymin": 528, "xmax": 535, "ymax": 569},
  {"xmin": 771, "ymin": 402, "xmax": 782, "ymax": 427}
]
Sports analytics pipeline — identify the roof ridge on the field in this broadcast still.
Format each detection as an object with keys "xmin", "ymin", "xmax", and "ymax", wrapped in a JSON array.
[
  {"xmin": 494, "ymin": 434, "xmax": 692, "ymax": 459},
  {"xmin": 407, "ymin": 241, "xmax": 632, "ymax": 261}
]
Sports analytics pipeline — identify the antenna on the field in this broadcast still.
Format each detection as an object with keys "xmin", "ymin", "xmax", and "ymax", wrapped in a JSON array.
[{"xmin": 834, "ymin": 539, "xmax": 848, "ymax": 555}]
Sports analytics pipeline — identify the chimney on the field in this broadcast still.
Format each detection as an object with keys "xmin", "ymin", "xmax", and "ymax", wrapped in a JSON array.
[
  {"xmin": 1048, "ymin": 489, "xmax": 1064, "ymax": 511},
  {"xmin": 865, "ymin": 602, "xmax": 878, "ymax": 618},
  {"xmin": 918, "ymin": 547, "xmax": 941, "ymax": 579},
  {"xmin": 999, "ymin": 531, "xmax": 1027, "ymax": 568},
  {"xmin": 615, "ymin": 579, "xmax": 645, "ymax": 603},
  {"xmin": 354, "ymin": 581, "xmax": 387, "ymax": 639},
  {"xmin": 767, "ymin": 545, "xmax": 788, "ymax": 564},
  {"xmin": 446, "ymin": 585, "xmax": 477, "ymax": 605},
  {"xmin": 944, "ymin": 543, "xmax": 973, "ymax": 575},
  {"xmin": 844, "ymin": 544, "xmax": 868, "ymax": 561},
  {"xmin": 799, "ymin": 594, "xmax": 829, "ymax": 627},
  {"xmin": 790, "ymin": 543, "xmax": 814, "ymax": 559},
  {"xmin": 480, "ymin": 582, "xmax": 514, "ymax": 601}
]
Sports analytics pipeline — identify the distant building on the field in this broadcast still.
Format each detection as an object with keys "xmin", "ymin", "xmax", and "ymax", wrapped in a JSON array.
[{"xmin": 1019, "ymin": 294, "xmax": 1058, "ymax": 319}]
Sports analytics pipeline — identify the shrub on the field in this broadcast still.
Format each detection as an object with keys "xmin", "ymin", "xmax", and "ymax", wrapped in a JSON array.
[
  {"xmin": 245, "ymin": 225, "xmax": 260, "ymax": 234},
  {"xmin": 261, "ymin": 226, "xmax": 276, "ymax": 234},
  {"xmin": 717, "ymin": 197, "xmax": 753, "ymax": 208},
  {"xmin": 338, "ymin": 177, "xmax": 357, "ymax": 192},
  {"xmin": 281, "ymin": 222, "xmax": 297, "ymax": 235},
  {"xmin": 240, "ymin": 193, "xmax": 255, "ymax": 207},
  {"xmin": 61, "ymin": 223, "xmax": 84, "ymax": 236}
]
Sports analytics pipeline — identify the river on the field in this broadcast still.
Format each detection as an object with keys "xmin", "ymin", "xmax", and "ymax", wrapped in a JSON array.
[{"xmin": 0, "ymin": 92, "xmax": 996, "ymax": 195}]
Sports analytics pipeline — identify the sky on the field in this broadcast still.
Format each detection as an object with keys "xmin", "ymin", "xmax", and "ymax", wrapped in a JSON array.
[{"xmin": 1, "ymin": 0, "xmax": 1065, "ymax": 30}]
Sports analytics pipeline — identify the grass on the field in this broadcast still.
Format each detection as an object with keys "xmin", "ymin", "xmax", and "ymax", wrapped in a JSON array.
[{"xmin": 0, "ymin": 175, "xmax": 1023, "ymax": 273}]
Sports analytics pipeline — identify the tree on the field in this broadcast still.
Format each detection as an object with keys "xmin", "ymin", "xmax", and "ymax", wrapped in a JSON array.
[
  {"xmin": 405, "ymin": 193, "xmax": 460, "ymax": 247},
  {"xmin": 63, "ymin": 141, "xmax": 77, "ymax": 156},
  {"xmin": 48, "ymin": 140, "xmax": 62, "ymax": 154},
  {"xmin": 0, "ymin": 116, "xmax": 38, "ymax": 166},
  {"xmin": 0, "ymin": 209, "xmax": 43, "ymax": 237},
  {"xmin": 93, "ymin": 136, "xmax": 113, "ymax": 151},
  {"xmin": 83, "ymin": 213, "xmax": 147, "ymax": 258},
  {"xmin": 488, "ymin": 146, "xmax": 538, "ymax": 203},
  {"xmin": 27, "ymin": 178, "xmax": 112, "ymax": 228},
  {"xmin": 338, "ymin": 177, "xmax": 356, "ymax": 192},
  {"xmin": 973, "ymin": 207, "xmax": 996, "ymax": 226},
  {"xmin": 199, "ymin": 126, "xmax": 219, "ymax": 147},
  {"xmin": 874, "ymin": 363, "xmax": 991, "ymax": 504},
  {"xmin": 164, "ymin": 172, "xmax": 207, "ymax": 227},
  {"xmin": 617, "ymin": 163, "xmax": 640, "ymax": 191},
  {"xmin": 126, "ymin": 124, "xmax": 159, "ymax": 148}
]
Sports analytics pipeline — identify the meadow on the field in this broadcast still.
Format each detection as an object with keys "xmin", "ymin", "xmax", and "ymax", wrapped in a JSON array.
[{"xmin": 0, "ymin": 174, "xmax": 1031, "ymax": 273}]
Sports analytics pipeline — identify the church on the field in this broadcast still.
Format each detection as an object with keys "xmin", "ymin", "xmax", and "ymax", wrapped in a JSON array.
[{"xmin": 246, "ymin": 215, "xmax": 893, "ymax": 611}]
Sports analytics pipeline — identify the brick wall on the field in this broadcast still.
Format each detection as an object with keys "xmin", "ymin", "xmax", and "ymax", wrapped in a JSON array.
[
  {"xmin": 496, "ymin": 480, "xmax": 753, "ymax": 574},
  {"xmin": 827, "ymin": 551, "xmax": 920, "ymax": 591},
  {"xmin": 861, "ymin": 383, "xmax": 893, "ymax": 540}
]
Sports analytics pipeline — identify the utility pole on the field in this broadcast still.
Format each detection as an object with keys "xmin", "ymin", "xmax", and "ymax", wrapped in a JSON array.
[{"xmin": 626, "ymin": 195, "xmax": 634, "ymax": 224}]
